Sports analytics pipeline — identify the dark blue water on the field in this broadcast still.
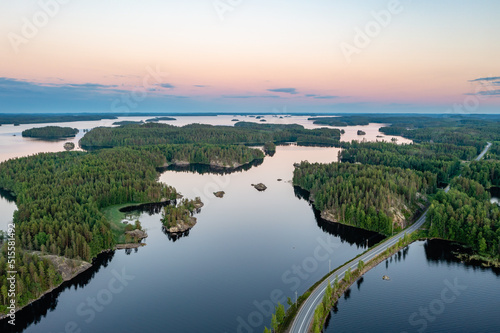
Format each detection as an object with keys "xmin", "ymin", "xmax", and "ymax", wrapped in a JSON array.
[
  {"xmin": 325, "ymin": 240, "xmax": 500, "ymax": 333},
  {"xmin": 2, "ymin": 146, "xmax": 384, "ymax": 333}
]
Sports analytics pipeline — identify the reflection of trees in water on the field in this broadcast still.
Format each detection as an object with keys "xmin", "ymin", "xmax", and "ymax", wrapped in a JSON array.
[
  {"xmin": 424, "ymin": 239, "xmax": 500, "ymax": 276},
  {"xmin": 0, "ymin": 252, "xmax": 115, "ymax": 332},
  {"xmin": 0, "ymin": 187, "xmax": 16, "ymax": 203},
  {"xmin": 162, "ymin": 227, "xmax": 191, "ymax": 242},
  {"xmin": 120, "ymin": 201, "xmax": 197, "ymax": 242},
  {"xmin": 119, "ymin": 201, "xmax": 172, "ymax": 215},
  {"xmin": 356, "ymin": 276, "xmax": 364, "ymax": 290},
  {"xmin": 157, "ymin": 158, "xmax": 264, "ymax": 176},
  {"xmin": 344, "ymin": 288, "xmax": 351, "ymax": 300},
  {"xmin": 293, "ymin": 186, "xmax": 385, "ymax": 248},
  {"xmin": 124, "ymin": 247, "xmax": 140, "ymax": 255}
]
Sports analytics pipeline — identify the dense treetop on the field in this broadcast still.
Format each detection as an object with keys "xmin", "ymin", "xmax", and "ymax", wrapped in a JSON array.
[
  {"xmin": 338, "ymin": 141, "xmax": 473, "ymax": 184},
  {"xmin": 79, "ymin": 122, "xmax": 341, "ymax": 148},
  {"xmin": 428, "ymin": 186, "xmax": 500, "ymax": 257},
  {"xmin": 0, "ymin": 144, "xmax": 262, "ymax": 261}
]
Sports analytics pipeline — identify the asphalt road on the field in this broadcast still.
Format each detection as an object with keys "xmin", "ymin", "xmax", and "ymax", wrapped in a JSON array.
[{"xmin": 289, "ymin": 142, "xmax": 492, "ymax": 333}]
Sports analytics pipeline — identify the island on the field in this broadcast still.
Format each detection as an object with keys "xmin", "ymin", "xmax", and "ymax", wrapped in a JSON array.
[
  {"xmin": 79, "ymin": 122, "xmax": 342, "ymax": 149},
  {"xmin": 214, "ymin": 191, "xmax": 225, "ymax": 198},
  {"xmin": 146, "ymin": 117, "xmax": 176, "ymax": 122},
  {"xmin": 357, "ymin": 130, "xmax": 366, "ymax": 135},
  {"xmin": 0, "ymin": 138, "xmax": 263, "ymax": 316},
  {"xmin": 63, "ymin": 142, "xmax": 75, "ymax": 150},
  {"xmin": 252, "ymin": 183, "xmax": 267, "ymax": 191},
  {"xmin": 264, "ymin": 141, "xmax": 276, "ymax": 156},
  {"xmin": 113, "ymin": 120, "xmax": 144, "ymax": 126},
  {"xmin": 22, "ymin": 126, "xmax": 79, "ymax": 139}
]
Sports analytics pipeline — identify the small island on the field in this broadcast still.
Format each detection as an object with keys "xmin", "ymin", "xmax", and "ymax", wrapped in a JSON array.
[
  {"xmin": 252, "ymin": 183, "xmax": 267, "ymax": 191},
  {"xmin": 22, "ymin": 126, "xmax": 79, "ymax": 139},
  {"xmin": 162, "ymin": 198, "xmax": 203, "ymax": 234},
  {"xmin": 146, "ymin": 117, "xmax": 176, "ymax": 122},
  {"xmin": 113, "ymin": 120, "xmax": 144, "ymax": 126},
  {"xmin": 264, "ymin": 141, "xmax": 276, "ymax": 156},
  {"xmin": 214, "ymin": 191, "xmax": 225, "ymax": 198},
  {"xmin": 357, "ymin": 130, "xmax": 366, "ymax": 135},
  {"xmin": 63, "ymin": 142, "xmax": 75, "ymax": 151}
]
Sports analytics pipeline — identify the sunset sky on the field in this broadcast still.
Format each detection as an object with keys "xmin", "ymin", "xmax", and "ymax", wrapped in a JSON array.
[{"xmin": 1, "ymin": 0, "xmax": 500, "ymax": 113}]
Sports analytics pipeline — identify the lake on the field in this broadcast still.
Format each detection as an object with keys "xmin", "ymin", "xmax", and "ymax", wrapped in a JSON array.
[
  {"xmin": 324, "ymin": 240, "xmax": 500, "ymax": 333},
  {"xmin": 0, "ymin": 116, "xmax": 495, "ymax": 333}
]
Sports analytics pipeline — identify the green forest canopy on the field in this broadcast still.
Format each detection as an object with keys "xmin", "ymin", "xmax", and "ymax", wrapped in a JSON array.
[
  {"xmin": 0, "ymin": 143, "xmax": 264, "ymax": 313},
  {"xmin": 22, "ymin": 126, "xmax": 79, "ymax": 139},
  {"xmin": 293, "ymin": 162, "xmax": 436, "ymax": 235},
  {"xmin": 79, "ymin": 122, "xmax": 342, "ymax": 148}
]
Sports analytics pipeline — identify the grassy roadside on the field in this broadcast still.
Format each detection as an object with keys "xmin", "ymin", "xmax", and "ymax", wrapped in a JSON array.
[{"xmin": 308, "ymin": 231, "xmax": 422, "ymax": 332}]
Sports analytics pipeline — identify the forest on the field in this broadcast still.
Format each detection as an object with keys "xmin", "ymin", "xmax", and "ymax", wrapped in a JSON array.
[
  {"xmin": 338, "ymin": 141, "xmax": 474, "ymax": 184},
  {"xmin": 293, "ymin": 162, "xmax": 435, "ymax": 235},
  {"xmin": 427, "ymin": 186, "xmax": 500, "ymax": 257},
  {"xmin": 462, "ymin": 160, "xmax": 500, "ymax": 188},
  {"xmin": 0, "ymin": 143, "xmax": 263, "ymax": 313},
  {"xmin": 79, "ymin": 122, "xmax": 341, "ymax": 149},
  {"xmin": 22, "ymin": 126, "xmax": 79, "ymax": 139}
]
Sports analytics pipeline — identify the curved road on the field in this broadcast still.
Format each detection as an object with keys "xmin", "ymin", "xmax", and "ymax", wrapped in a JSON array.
[{"xmin": 289, "ymin": 142, "xmax": 491, "ymax": 333}]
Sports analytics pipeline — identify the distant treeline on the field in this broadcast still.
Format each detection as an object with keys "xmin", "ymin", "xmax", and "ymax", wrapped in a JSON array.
[
  {"xmin": 79, "ymin": 122, "xmax": 342, "ymax": 149},
  {"xmin": 22, "ymin": 126, "xmax": 79, "ymax": 139},
  {"xmin": 428, "ymin": 180, "xmax": 500, "ymax": 257},
  {"xmin": 0, "ymin": 114, "xmax": 116, "ymax": 125}
]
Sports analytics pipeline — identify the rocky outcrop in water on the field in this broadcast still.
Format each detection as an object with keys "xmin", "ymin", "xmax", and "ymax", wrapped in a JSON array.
[
  {"xmin": 214, "ymin": 191, "xmax": 225, "ymax": 198},
  {"xmin": 252, "ymin": 183, "xmax": 267, "ymax": 191},
  {"xmin": 164, "ymin": 216, "xmax": 197, "ymax": 234}
]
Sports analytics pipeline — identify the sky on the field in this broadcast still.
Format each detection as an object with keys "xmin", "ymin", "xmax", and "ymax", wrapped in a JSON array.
[{"xmin": 1, "ymin": 0, "xmax": 500, "ymax": 114}]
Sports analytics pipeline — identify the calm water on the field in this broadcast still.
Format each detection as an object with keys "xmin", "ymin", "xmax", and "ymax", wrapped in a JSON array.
[
  {"xmin": 1, "ymin": 145, "xmax": 383, "ymax": 333},
  {"xmin": 0, "ymin": 115, "xmax": 410, "ymax": 163},
  {"xmin": 1, "ymin": 116, "xmax": 494, "ymax": 333},
  {"xmin": 324, "ymin": 240, "xmax": 500, "ymax": 333}
]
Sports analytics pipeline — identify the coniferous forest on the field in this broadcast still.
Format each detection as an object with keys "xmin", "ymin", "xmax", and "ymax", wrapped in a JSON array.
[
  {"xmin": 0, "ymin": 143, "xmax": 263, "ymax": 313},
  {"xmin": 79, "ymin": 122, "xmax": 341, "ymax": 149},
  {"xmin": 293, "ymin": 162, "xmax": 435, "ymax": 235},
  {"xmin": 2, "ymin": 115, "xmax": 500, "ymax": 316}
]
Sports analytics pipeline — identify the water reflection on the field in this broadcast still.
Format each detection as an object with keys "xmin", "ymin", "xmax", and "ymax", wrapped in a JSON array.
[
  {"xmin": 157, "ymin": 158, "xmax": 264, "ymax": 175},
  {"xmin": 424, "ymin": 239, "xmax": 500, "ymax": 276},
  {"xmin": 0, "ymin": 188, "xmax": 16, "ymax": 203},
  {"xmin": 120, "ymin": 201, "xmax": 196, "ymax": 242},
  {"xmin": 293, "ymin": 186, "xmax": 385, "ymax": 248},
  {"xmin": 0, "ymin": 252, "xmax": 115, "ymax": 333},
  {"xmin": 162, "ymin": 228, "xmax": 191, "ymax": 242},
  {"xmin": 356, "ymin": 276, "xmax": 364, "ymax": 290}
]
